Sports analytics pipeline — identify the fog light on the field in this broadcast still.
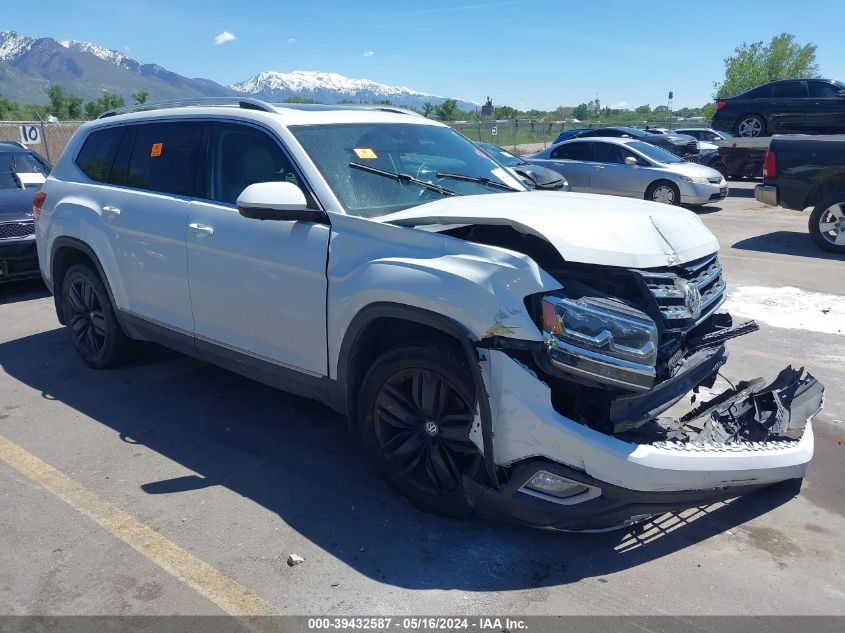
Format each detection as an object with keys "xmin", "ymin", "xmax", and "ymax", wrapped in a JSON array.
[{"xmin": 524, "ymin": 471, "xmax": 589, "ymax": 499}]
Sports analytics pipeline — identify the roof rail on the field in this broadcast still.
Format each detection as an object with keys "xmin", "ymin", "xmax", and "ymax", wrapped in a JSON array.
[
  {"xmin": 98, "ymin": 97, "xmax": 277, "ymax": 119},
  {"xmin": 346, "ymin": 104, "xmax": 423, "ymax": 117}
]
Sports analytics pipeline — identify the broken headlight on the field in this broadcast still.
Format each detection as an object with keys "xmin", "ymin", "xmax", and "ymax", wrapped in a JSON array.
[{"xmin": 541, "ymin": 295, "xmax": 658, "ymax": 392}]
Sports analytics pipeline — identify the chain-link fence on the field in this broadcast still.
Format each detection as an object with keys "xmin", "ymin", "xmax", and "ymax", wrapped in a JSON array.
[{"xmin": 0, "ymin": 121, "xmax": 84, "ymax": 164}]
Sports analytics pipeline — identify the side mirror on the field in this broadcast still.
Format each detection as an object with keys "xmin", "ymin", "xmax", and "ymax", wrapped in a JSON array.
[
  {"xmin": 624, "ymin": 156, "xmax": 639, "ymax": 166},
  {"xmin": 236, "ymin": 182, "xmax": 327, "ymax": 223}
]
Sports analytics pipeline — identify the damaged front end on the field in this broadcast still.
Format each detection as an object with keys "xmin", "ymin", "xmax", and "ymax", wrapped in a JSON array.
[{"xmin": 469, "ymin": 252, "xmax": 824, "ymax": 531}]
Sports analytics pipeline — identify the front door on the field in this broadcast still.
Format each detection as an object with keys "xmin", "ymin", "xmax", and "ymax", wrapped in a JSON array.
[
  {"xmin": 186, "ymin": 121, "xmax": 330, "ymax": 375},
  {"xmin": 587, "ymin": 142, "xmax": 642, "ymax": 198},
  {"xmin": 806, "ymin": 81, "xmax": 845, "ymax": 133}
]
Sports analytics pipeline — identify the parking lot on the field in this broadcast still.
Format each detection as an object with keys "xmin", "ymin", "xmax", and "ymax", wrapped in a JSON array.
[{"xmin": 0, "ymin": 180, "xmax": 843, "ymax": 616}]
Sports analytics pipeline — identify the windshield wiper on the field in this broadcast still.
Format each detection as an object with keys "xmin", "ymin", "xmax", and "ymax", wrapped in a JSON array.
[
  {"xmin": 435, "ymin": 172, "xmax": 518, "ymax": 192},
  {"xmin": 349, "ymin": 162, "xmax": 460, "ymax": 197}
]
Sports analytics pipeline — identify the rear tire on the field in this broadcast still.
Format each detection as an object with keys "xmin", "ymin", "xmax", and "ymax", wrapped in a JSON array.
[
  {"xmin": 735, "ymin": 114, "xmax": 766, "ymax": 138},
  {"xmin": 358, "ymin": 340, "xmax": 482, "ymax": 516},
  {"xmin": 61, "ymin": 264, "xmax": 133, "ymax": 368},
  {"xmin": 645, "ymin": 180, "xmax": 681, "ymax": 206},
  {"xmin": 808, "ymin": 193, "xmax": 845, "ymax": 254}
]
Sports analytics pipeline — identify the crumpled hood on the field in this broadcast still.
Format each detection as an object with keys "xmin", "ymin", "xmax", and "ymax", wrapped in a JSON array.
[{"xmin": 378, "ymin": 191, "xmax": 719, "ymax": 269}]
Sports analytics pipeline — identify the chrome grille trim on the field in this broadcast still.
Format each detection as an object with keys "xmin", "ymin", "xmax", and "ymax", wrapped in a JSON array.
[{"xmin": 0, "ymin": 220, "xmax": 35, "ymax": 240}]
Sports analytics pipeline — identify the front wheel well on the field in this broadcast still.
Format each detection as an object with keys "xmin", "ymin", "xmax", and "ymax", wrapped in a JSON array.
[{"xmin": 342, "ymin": 313, "xmax": 469, "ymax": 428}]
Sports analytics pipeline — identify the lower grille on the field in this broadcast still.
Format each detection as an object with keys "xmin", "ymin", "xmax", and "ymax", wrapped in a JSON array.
[
  {"xmin": 634, "ymin": 253, "xmax": 726, "ymax": 329},
  {"xmin": 0, "ymin": 221, "xmax": 35, "ymax": 240}
]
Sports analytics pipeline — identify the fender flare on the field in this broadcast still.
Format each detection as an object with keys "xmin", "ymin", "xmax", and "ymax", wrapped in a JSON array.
[
  {"xmin": 337, "ymin": 302, "xmax": 499, "ymax": 489},
  {"xmin": 49, "ymin": 236, "xmax": 117, "ymax": 325}
]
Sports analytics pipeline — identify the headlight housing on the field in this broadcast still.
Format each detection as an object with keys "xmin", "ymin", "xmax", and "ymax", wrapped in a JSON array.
[
  {"xmin": 540, "ymin": 295, "xmax": 658, "ymax": 391},
  {"xmin": 680, "ymin": 175, "xmax": 711, "ymax": 185}
]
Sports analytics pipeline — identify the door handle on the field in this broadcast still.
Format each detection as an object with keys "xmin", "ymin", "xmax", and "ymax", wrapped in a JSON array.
[
  {"xmin": 102, "ymin": 205, "xmax": 121, "ymax": 216},
  {"xmin": 188, "ymin": 223, "xmax": 214, "ymax": 236},
  {"xmin": 592, "ymin": 165, "xmax": 604, "ymax": 169}
]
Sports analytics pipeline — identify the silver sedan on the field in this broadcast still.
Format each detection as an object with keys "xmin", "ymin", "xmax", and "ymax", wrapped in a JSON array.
[{"xmin": 525, "ymin": 137, "xmax": 728, "ymax": 205}]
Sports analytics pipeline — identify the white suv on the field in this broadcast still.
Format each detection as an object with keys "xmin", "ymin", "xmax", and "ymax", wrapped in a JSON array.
[{"xmin": 34, "ymin": 99, "xmax": 824, "ymax": 531}]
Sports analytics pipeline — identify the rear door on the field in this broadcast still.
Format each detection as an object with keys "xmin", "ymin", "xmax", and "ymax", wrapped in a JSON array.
[
  {"xmin": 91, "ymin": 121, "xmax": 200, "ymax": 333},
  {"xmin": 806, "ymin": 81, "xmax": 845, "ymax": 133},
  {"xmin": 541, "ymin": 141, "xmax": 590, "ymax": 190},
  {"xmin": 186, "ymin": 120, "xmax": 330, "ymax": 375},
  {"xmin": 587, "ymin": 142, "xmax": 643, "ymax": 197},
  {"xmin": 769, "ymin": 81, "xmax": 809, "ymax": 133}
]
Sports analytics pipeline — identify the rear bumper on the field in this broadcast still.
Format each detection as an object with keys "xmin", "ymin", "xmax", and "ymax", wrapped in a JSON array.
[
  {"xmin": 755, "ymin": 184, "xmax": 779, "ymax": 207},
  {"xmin": 0, "ymin": 237, "xmax": 39, "ymax": 283}
]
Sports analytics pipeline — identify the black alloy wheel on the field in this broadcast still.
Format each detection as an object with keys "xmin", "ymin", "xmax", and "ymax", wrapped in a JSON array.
[
  {"xmin": 61, "ymin": 264, "xmax": 133, "ymax": 368},
  {"xmin": 359, "ymin": 342, "xmax": 482, "ymax": 515}
]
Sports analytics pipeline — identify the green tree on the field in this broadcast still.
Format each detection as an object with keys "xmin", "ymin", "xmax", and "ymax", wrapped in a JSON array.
[
  {"xmin": 714, "ymin": 33, "xmax": 819, "ymax": 98},
  {"xmin": 635, "ymin": 104, "xmax": 651, "ymax": 115},
  {"xmin": 496, "ymin": 105, "xmax": 519, "ymax": 119},
  {"xmin": 572, "ymin": 103, "xmax": 589, "ymax": 120},
  {"xmin": 133, "ymin": 90, "xmax": 149, "ymax": 105},
  {"xmin": 421, "ymin": 102, "xmax": 435, "ymax": 118},
  {"xmin": 700, "ymin": 103, "xmax": 716, "ymax": 120},
  {"xmin": 46, "ymin": 85, "xmax": 68, "ymax": 118},
  {"xmin": 434, "ymin": 99, "xmax": 458, "ymax": 121},
  {"xmin": 84, "ymin": 92, "xmax": 126, "ymax": 119}
]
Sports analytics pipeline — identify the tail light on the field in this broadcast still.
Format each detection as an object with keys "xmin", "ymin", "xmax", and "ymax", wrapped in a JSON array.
[
  {"xmin": 715, "ymin": 101, "xmax": 727, "ymax": 111},
  {"xmin": 32, "ymin": 191, "xmax": 47, "ymax": 220},
  {"xmin": 763, "ymin": 150, "xmax": 777, "ymax": 178}
]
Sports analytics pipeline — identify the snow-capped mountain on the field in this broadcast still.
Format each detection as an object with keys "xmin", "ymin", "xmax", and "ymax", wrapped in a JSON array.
[
  {"xmin": 0, "ymin": 31, "xmax": 35, "ymax": 62},
  {"xmin": 58, "ymin": 39, "xmax": 136, "ymax": 69},
  {"xmin": 0, "ymin": 31, "xmax": 476, "ymax": 111},
  {"xmin": 231, "ymin": 70, "xmax": 476, "ymax": 111}
]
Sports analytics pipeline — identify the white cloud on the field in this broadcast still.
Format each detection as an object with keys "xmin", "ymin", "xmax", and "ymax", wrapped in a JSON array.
[
  {"xmin": 213, "ymin": 31, "xmax": 236, "ymax": 45},
  {"xmin": 610, "ymin": 100, "xmax": 631, "ymax": 110},
  {"xmin": 363, "ymin": 50, "xmax": 375, "ymax": 57},
  {"xmin": 286, "ymin": 38, "xmax": 297, "ymax": 45}
]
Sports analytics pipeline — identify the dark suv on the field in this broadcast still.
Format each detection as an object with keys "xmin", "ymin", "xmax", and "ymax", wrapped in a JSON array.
[{"xmin": 712, "ymin": 79, "xmax": 845, "ymax": 137}]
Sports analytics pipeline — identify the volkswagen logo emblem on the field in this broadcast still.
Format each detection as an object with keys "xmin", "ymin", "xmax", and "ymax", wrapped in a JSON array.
[
  {"xmin": 423, "ymin": 419, "xmax": 439, "ymax": 437},
  {"xmin": 675, "ymin": 279, "xmax": 702, "ymax": 320}
]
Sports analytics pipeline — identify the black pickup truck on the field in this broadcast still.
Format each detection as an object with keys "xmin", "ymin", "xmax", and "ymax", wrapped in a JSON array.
[{"xmin": 755, "ymin": 136, "xmax": 845, "ymax": 253}]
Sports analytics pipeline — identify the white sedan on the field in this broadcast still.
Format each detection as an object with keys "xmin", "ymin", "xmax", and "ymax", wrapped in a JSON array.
[{"xmin": 526, "ymin": 137, "xmax": 728, "ymax": 206}]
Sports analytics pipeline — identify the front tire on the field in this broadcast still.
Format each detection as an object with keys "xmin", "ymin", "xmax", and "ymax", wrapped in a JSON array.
[
  {"xmin": 809, "ymin": 193, "xmax": 845, "ymax": 254},
  {"xmin": 358, "ymin": 341, "xmax": 482, "ymax": 516},
  {"xmin": 61, "ymin": 264, "xmax": 133, "ymax": 368},
  {"xmin": 735, "ymin": 114, "xmax": 766, "ymax": 137},
  {"xmin": 646, "ymin": 180, "xmax": 681, "ymax": 206}
]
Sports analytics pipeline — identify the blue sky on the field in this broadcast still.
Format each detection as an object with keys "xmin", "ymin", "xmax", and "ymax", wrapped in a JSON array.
[{"xmin": 5, "ymin": 0, "xmax": 845, "ymax": 109}]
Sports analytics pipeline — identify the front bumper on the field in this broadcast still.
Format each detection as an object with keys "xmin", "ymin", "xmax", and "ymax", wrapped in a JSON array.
[
  {"xmin": 473, "ymin": 350, "xmax": 821, "ymax": 530},
  {"xmin": 755, "ymin": 184, "xmax": 778, "ymax": 207},
  {"xmin": 0, "ymin": 237, "xmax": 39, "ymax": 283},
  {"xmin": 680, "ymin": 181, "xmax": 728, "ymax": 205}
]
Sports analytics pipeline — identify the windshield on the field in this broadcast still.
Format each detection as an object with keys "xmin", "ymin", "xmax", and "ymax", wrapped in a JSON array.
[
  {"xmin": 627, "ymin": 141, "xmax": 684, "ymax": 164},
  {"xmin": 290, "ymin": 123, "xmax": 522, "ymax": 217},
  {"xmin": 477, "ymin": 142, "xmax": 523, "ymax": 167}
]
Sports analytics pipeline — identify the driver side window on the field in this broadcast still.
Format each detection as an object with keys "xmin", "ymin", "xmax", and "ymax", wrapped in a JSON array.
[{"xmin": 204, "ymin": 123, "xmax": 313, "ymax": 207}]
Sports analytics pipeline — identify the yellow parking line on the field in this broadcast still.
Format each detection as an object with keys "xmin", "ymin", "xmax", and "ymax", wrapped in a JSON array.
[{"xmin": 0, "ymin": 433, "xmax": 271, "ymax": 616}]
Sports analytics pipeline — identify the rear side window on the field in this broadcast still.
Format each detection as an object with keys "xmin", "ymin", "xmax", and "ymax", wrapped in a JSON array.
[
  {"xmin": 744, "ymin": 85, "xmax": 772, "ymax": 99},
  {"xmin": 772, "ymin": 82, "xmax": 806, "ymax": 98},
  {"xmin": 591, "ymin": 142, "xmax": 626, "ymax": 164},
  {"xmin": 551, "ymin": 142, "xmax": 588, "ymax": 160},
  {"xmin": 76, "ymin": 127, "xmax": 124, "ymax": 182},
  {"xmin": 126, "ymin": 122, "xmax": 203, "ymax": 196}
]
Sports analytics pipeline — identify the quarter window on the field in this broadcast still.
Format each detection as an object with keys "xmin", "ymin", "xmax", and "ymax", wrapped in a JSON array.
[
  {"xmin": 126, "ymin": 122, "xmax": 203, "ymax": 196},
  {"xmin": 76, "ymin": 127, "xmax": 124, "ymax": 182}
]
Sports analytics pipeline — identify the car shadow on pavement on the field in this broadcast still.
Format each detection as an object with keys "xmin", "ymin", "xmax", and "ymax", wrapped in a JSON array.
[
  {"xmin": 726, "ymin": 187, "xmax": 756, "ymax": 199},
  {"xmin": 0, "ymin": 328, "xmax": 803, "ymax": 593},
  {"xmin": 684, "ymin": 204, "xmax": 722, "ymax": 214},
  {"xmin": 0, "ymin": 278, "xmax": 48, "ymax": 306},
  {"xmin": 733, "ymin": 231, "xmax": 844, "ymax": 261}
]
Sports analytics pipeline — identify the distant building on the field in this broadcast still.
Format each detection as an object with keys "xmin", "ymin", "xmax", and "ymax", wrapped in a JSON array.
[{"xmin": 480, "ymin": 96, "xmax": 494, "ymax": 117}]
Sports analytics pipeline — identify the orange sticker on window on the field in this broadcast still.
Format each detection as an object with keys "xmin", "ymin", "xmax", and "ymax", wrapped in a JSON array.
[
  {"xmin": 353, "ymin": 147, "xmax": 377, "ymax": 159},
  {"xmin": 150, "ymin": 143, "xmax": 163, "ymax": 157}
]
